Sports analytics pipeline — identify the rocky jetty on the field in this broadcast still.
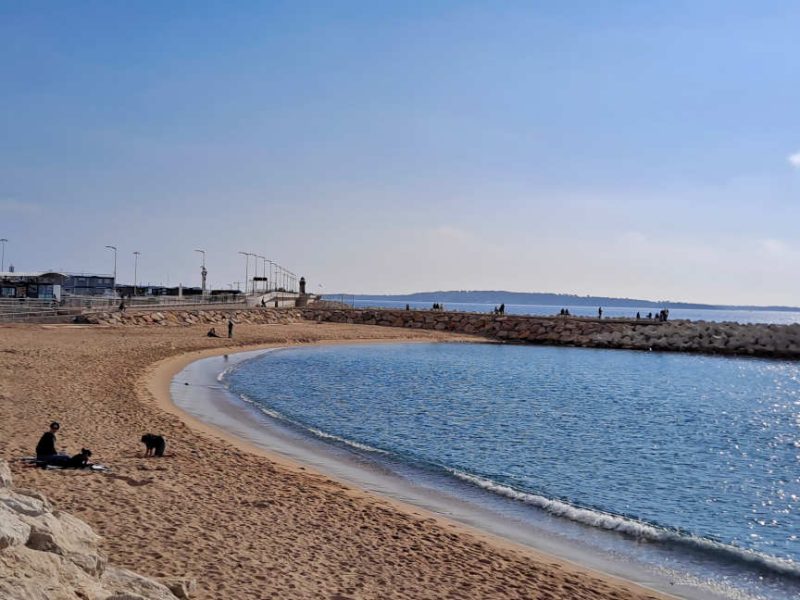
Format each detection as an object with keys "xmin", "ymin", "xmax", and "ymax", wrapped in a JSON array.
[
  {"xmin": 76, "ymin": 308, "xmax": 303, "ymax": 327},
  {"xmin": 0, "ymin": 460, "xmax": 195, "ymax": 600},
  {"xmin": 301, "ymin": 308, "xmax": 800, "ymax": 359}
]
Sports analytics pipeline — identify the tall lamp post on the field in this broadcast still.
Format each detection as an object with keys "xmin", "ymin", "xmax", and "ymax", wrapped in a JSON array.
[
  {"xmin": 238, "ymin": 251, "xmax": 251, "ymax": 296},
  {"xmin": 133, "ymin": 251, "xmax": 141, "ymax": 296},
  {"xmin": 194, "ymin": 249, "xmax": 207, "ymax": 295},
  {"xmin": 256, "ymin": 255, "xmax": 267, "ymax": 294},
  {"xmin": 0, "ymin": 238, "xmax": 7, "ymax": 272},
  {"xmin": 267, "ymin": 260, "xmax": 275, "ymax": 292},
  {"xmin": 104, "ymin": 246, "xmax": 117, "ymax": 292}
]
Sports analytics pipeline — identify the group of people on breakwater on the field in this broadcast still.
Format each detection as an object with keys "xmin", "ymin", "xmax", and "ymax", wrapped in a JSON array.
[
  {"xmin": 554, "ymin": 307, "xmax": 670, "ymax": 321},
  {"xmin": 33, "ymin": 421, "xmax": 167, "ymax": 468},
  {"xmin": 400, "ymin": 303, "xmax": 672, "ymax": 321}
]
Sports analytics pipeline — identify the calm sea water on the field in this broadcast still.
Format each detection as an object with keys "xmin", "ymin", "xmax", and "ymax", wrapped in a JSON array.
[
  {"xmin": 224, "ymin": 343, "xmax": 800, "ymax": 599},
  {"xmin": 349, "ymin": 299, "xmax": 800, "ymax": 324}
]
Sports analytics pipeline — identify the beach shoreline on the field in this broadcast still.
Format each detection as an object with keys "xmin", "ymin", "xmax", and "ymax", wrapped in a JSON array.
[
  {"xmin": 164, "ymin": 343, "xmax": 705, "ymax": 599},
  {"xmin": 0, "ymin": 321, "xmax": 671, "ymax": 599}
]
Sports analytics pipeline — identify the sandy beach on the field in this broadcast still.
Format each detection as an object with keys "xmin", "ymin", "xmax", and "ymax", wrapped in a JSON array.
[{"xmin": 0, "ymin": 320, "xmax": 670, "ymax": 600}]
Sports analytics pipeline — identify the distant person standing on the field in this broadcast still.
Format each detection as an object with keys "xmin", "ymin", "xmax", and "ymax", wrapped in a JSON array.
[
  {"xmin": 227, "ymin": 316, "xmax": 234, "ymax": 338},
  {"xmin": 598, "ymin": 307, "xmax": 603, "ymax": 319}
]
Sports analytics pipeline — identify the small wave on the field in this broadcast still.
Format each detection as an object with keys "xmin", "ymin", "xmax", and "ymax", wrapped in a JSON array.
[
  {"xmin": 234, "ymin": 392, "xmax": 389, "ymax": 455},
  {"xmin": 304, "ymin": 426, "xmax": 390, "ymax": 454},
  {"xmin": 449, "ymin": 469, "xmax": 800, "ymax": 579},
  {"xmin": 217, "ymin": 348, "xmax": 284, "ymax": 383}
]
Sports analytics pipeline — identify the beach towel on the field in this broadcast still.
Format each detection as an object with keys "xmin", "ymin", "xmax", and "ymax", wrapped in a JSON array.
[{"xmin": 16, "ymin": 456, "xmax": 111, "ymax": 472}]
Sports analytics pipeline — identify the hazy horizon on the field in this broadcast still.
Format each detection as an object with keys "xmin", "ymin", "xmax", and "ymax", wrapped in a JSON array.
[
  {"xmin": 330, "ymin": 288, "xmax": 800, "ymax": 309},
  {"xmin": 2, "ymin": 2, "xmax": 799, "ymax": 305}
]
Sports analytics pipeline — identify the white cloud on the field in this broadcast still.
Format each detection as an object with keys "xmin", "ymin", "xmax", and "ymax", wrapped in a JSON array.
[{"xmin": 788, "ymin": 152, "xmax": 800, "ymax": 169}]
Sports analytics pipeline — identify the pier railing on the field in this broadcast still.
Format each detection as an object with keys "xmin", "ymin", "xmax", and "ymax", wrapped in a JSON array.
[{"xmin": 0, "ymin": 294, "xmax": 247, "ymax": 322}]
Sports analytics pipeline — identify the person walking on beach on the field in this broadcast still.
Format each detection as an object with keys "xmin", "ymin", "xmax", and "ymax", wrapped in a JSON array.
[
  {"xmin": 35, "ymin": 421, "xmax": 60, "ymax": 462},
  {"xmin": 227, "ymin": 316, "xmax": 234, "ymax": 338}
]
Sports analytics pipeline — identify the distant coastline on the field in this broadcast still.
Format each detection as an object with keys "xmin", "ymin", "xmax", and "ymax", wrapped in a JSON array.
[{"xmin": 334, "ymin": 290, "xmax": 800, "ymax": 313}]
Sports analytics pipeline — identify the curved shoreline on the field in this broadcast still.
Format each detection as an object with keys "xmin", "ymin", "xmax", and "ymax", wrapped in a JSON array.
[
  {"xmin": 6, "ymin": 321, "xmax": 696, "ymax": 599},
  {"xmin": 146, "ymin": 340, "xmax": 683, "ymax": 600}
]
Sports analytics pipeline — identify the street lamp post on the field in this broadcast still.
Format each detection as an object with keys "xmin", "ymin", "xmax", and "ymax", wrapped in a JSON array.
[
  {"xmin": 267, "ymin": 260, "xmax": 275, "ymax": 292},
  {"xmin": 255, "ymin": 255, "xmax": 266, "ymax": 294},
  {"xmin": 194, "ymin": 249, "xmax": 207, "ymax": 295},
  {"xmin": 238, "ymin": 251, "xmax": 251, "ymax": 296},
  {"xmin": 104, "ymin": 246, "xmax": 117, "ymax": 292},
  {"xmin": 0, "ymin": 238, "xmax": 7, "ymax": 272},
  {"xmin": 133, "ymin": 251, "xmax": 141, "ymax": 296}
]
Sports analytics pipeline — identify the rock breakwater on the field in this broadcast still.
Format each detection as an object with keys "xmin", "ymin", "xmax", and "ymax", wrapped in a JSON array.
[
  {"xmin": 76, "ymin": 308, "xmax": 303, "ymax": 327},
  {"xmin": 301, "ymin": 308, "xmax": 800, "ymax": 359},
  {"xmin": 0, "ymin": 459, "xmax": 194, "ymax": 599}
]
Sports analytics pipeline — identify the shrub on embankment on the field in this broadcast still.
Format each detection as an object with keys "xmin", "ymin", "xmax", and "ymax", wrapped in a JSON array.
[{"xmin": 300, "ymin": 308, "xmax": 800, "ymax": 359}]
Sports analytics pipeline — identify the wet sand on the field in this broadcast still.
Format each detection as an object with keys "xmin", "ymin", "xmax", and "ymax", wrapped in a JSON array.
[{"xmin": 0, "ymin": 321, "xmax": 671, "ymax": 599}]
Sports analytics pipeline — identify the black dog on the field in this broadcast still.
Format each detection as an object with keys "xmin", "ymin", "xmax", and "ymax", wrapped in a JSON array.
[
  {"xmin": 141, "ymin": 434, "xmax": 166, "ymax": 457},
  {"xmin": 45, "ymin": 448, "xmax": 92, "ymax": 469}
]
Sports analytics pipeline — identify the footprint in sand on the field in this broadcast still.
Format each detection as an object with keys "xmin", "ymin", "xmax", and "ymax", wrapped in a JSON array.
[{"xmin": 105, "ymin": 473, "xmax": 154, "ymax": 487}]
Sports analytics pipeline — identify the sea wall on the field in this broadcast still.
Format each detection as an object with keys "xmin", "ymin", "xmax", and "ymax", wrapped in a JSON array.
[
  {"xmin": 76, "ymin": 308, "xmax": 304, "ymax": 327},
  {"xmin": 301, "ymin": 308, "xmax": 800, "ymax": 359},
  {"xmin": 0, "ymin": 460, "xmax": 195, "ymax": 599}
]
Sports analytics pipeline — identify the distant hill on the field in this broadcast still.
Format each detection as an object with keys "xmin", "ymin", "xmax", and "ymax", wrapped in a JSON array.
[{"xmin": 336, "ymin": 290, "xmax": 800, "ymax": 312}]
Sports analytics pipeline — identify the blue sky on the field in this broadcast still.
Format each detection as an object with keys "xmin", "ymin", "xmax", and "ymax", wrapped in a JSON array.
[{"xmin": 2, "ymin": 1, "xmax": 799, "ymax": 304}]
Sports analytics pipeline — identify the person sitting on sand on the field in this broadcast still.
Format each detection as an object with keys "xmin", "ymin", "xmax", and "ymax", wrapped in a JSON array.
[
  {"xmin": 141, "ymin": 433, "xmax": 166, "ymax": 457},
  {"xmin": 35, "ymin": 421, "xmax": 60, "ymax": 462},
  {"xmin": 207, "ymin": 327, "xmax": 221, "ymax": 338},
  {"xmin": 46, "ymin": 448, "xmax": 93, "ymax": 469}
]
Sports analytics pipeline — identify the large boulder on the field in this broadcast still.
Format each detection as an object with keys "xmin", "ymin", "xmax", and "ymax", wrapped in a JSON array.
[
  {"xmin": 0, "ymin": 459, "xmax": 187, "ymax": 599},
  {"xmin": 0, "ymin": 503, "xmax": 30, "ymax": 550},
  {"xmin": 22, "ymin": 510, "xmax": 106, "ymax": 576},
  {"xmin": 102, "ymin": 566, "xmax": 182, "ymax": 600}
]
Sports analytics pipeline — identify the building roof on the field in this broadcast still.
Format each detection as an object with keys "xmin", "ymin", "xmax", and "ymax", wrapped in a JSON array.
[
  {"xmin": 0, "ymin": 271, "xmax": 113, "ymax": 279},
  {"xmin": 0, "ymin": 272, "xmax": 50, "ymax": 278}
]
